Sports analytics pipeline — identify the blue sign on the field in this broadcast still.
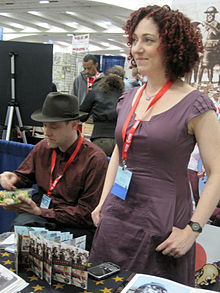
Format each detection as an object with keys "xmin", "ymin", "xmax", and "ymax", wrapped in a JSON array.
[{"xmin": 0, "ymin": 27, "xmax": 3, "ymax": 40}]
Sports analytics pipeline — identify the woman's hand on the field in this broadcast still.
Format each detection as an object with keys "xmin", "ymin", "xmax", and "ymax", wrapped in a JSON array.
[
  {"xmin": 155, "ymin": 226, "xmax": 198, "ymax": 258},
  {"xmin": 92, "ymin": 204, "xmax": 102, "ymax": 227}
]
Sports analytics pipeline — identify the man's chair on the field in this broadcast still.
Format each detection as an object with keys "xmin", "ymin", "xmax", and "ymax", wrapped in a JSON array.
[{"xmin": 0, "ymin": 139, "xmax": 34, "ymax": 233}]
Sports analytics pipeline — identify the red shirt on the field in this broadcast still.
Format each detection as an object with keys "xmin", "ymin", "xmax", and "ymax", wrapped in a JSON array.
[{"xmin": 14, "ymin": 136, "xmax": 108, "ymax": 229}]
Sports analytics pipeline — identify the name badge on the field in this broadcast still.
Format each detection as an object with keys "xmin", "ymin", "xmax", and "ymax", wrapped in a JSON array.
[
  {"xmin": 40, "ymin": 194, "xmax": 51, "ymax": 209},
  {"xmin": 111, "ymin": 166, "xmax": 132, "ymax": 200}
]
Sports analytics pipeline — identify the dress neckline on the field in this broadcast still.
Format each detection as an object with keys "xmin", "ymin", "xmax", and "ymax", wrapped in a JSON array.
[{"xmin": 133, "ymin": 89, "xmax": 198, "ymax": 123}]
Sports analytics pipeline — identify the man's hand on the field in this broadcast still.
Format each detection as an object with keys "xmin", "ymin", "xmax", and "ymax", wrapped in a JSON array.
[
  {"xmin": 0, "ymin": 172, "xmax": 18, "ymax": 190},
  {"xmin": 0, "ymin": 196, "xmax": 41, "ymax": 216},
  {"xmin": 155, "ymin": 226, "xmax": 198, "ymax": 258}
]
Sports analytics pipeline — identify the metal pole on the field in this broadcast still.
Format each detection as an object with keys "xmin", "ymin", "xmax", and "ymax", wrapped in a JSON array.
[{"xmin": 10, "ymin": 53, "xmax": 16, "ymax": 101}]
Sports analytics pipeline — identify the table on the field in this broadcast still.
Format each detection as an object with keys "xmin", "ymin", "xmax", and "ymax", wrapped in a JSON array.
[{"xmin": 0, "ymin": 250, "xmax": 134, "ymax": 292}]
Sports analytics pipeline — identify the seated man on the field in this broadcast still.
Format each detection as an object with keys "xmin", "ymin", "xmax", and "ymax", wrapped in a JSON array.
[{"xmin": 0, "ymin": 92, "xmax": 108, "ymax": 250}]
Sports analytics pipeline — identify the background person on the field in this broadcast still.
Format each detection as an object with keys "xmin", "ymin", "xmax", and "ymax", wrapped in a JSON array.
[
  {"xmin": 89, "ymin": 5, "xmax": 220, "ymax": 286},
  {"xmin": 71, "ymin": 54, "xmax": 104, "ymax": 132},
  {"xmin": 0, "ymin": 92, "xmax": 108, "ymax": 250},
  {"xmin": 187, "ymin": 144, "xmax": 205, "ymax": 207},
  {"xmin": 124, "ymin": 67, "xmax": 143, "ymax": 91},
  {"xmin": 80, "ymin": 66, "xmax": 125, "ymax": 156},
  {"xmin": 71, "ymin": 54, "xmax": 104, "ymax": 106}
]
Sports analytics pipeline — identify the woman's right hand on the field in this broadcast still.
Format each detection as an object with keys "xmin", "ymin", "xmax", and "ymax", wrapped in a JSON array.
[{"xmin": 92, "ymin": 204, "xmax": 102, "ymax": 227}]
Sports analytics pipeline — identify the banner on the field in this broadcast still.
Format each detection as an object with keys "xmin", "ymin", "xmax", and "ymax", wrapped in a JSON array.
[
  {"xmin": 0, "ymin": 27, "xmax": 3, "ymax": 40},
  {"xmin": 72, "ymin": 34, "xmax": 89, "ymax": 52}
]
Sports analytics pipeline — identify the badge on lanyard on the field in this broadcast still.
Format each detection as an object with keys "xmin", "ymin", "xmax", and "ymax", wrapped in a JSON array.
[
  {"xmin": 111, "ymin": 166, "xmax": 133, "ymax": 200},
  {"xmin": 40, "ymin": 194, "xmax": 52, "ymax": 209}
]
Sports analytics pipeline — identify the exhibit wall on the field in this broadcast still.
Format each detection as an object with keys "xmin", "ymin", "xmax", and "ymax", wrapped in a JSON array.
[{"xmin": 0, "ymin": 41, "xmax": 53, "ymax": 126}]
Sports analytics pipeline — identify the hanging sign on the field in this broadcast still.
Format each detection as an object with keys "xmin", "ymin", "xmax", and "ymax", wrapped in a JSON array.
[
  {"xmin": 0, "ymin": 27, "xmax": 3, "ymax": 40},
  {"xmin": 72, "ymin": 34, "xmax": 89, "ymax": 52}
]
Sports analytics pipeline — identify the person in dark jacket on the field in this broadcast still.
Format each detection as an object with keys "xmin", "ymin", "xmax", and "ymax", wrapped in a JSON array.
[{"xmin": 80, "ymin": 67, "xmax": 124, "ymax": 156}]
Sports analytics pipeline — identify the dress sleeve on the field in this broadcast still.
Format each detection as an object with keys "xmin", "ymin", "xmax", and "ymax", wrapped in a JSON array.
[{"xmin": 187, "ymin": 92, "xmax": 216, "ymax": 123}]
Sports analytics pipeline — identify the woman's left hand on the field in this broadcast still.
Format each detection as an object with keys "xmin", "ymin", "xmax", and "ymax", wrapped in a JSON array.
[{"xmin": 155, "ymin": 226, "xmax": 198, "ymax": 258}]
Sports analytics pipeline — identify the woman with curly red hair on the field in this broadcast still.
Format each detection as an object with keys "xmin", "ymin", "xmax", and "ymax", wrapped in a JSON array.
[{"xmin": 89, "ymin": 5, "xmax": 220, "ymax": 286}]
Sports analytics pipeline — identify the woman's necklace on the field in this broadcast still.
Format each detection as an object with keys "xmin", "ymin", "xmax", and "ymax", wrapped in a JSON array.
[
  {"xmin": 144, "ymin": 82, "xmax": 166, "ymax": 101},
  {"xmin": 145, "ymin": 94, "xmax": 155, "ymax": 101}
]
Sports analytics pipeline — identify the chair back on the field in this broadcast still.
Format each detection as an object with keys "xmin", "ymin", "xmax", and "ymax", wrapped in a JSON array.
[{"xmin": 0, "ymin": 139, "xmax": 34, "ymax": 233}]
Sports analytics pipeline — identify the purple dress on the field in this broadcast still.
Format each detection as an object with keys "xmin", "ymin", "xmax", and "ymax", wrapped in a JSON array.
[{"xmin": 89, "ymin": 88, "xmax": 215, "ymax": 286}]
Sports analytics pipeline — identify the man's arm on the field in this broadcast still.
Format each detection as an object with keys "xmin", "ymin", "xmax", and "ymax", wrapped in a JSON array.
[
  {"xmin": 71, "ymin": 78, "xmax": 77, "ymax": 96},
  {"xmin": 71, "ymin": 74, "xmax": 81, "ymax": 96}
]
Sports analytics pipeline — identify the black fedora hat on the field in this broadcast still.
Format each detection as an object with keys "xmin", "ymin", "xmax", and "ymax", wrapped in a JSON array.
[{"xmin": 31, "ymin": 92, "xmax": 88, "ymax": 122}]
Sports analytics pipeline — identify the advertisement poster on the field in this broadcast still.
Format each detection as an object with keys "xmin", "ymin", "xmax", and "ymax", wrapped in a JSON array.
[
  {"xmin": 172, "ymin": 0, "xmax": 220, "ymax": 101},
  {"xmin": 195, "ymin": 224, "xmax": 220, "ymax": 291}
]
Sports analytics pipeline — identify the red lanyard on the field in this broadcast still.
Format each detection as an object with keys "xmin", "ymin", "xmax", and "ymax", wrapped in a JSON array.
[
  {"xmin": 87, "ymin": 72, "xmax": 99, "ymax": 93},
  {"xmin": 121, "ymin": 81, "xmax": 172, "ymax": 165},
  {"xmin": 47, "ymin": 133, "xmax": 83, "ymax": 195}
]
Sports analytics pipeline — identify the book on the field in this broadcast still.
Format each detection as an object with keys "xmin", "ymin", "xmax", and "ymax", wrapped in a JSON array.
[
  {"xmin": 14, "ymin": 226, "xmax": 88, "ymax": 290},
  {"xmin": 120, "ymin": 273, "xmax": 219, "ymax": 293},
  {"xmin": 0, "ymin": 264, "xmax": 28, "ymax": 293}
]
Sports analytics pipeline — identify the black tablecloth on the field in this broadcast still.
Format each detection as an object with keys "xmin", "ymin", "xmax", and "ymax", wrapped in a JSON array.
[{"xmin": 0, "ymin": 250, "xmax": 134, "ymax": 292}]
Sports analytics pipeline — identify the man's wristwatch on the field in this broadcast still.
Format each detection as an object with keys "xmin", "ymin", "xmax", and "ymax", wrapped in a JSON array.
[{"xmin": 188, "ymin": 221, "xmax": 202, "ymax": 233}]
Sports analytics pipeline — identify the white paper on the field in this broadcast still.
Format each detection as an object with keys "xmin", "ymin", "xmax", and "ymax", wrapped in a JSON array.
[
  {"xmin": 1, "ymin": 234, "xmax": 15, "ymax": 245},
  {"xmin": 121, "ymin": 274, "xmax": 219, "ymax": 293}
]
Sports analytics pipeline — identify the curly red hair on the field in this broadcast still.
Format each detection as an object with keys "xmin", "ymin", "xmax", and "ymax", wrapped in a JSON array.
[{"xmin": 123, "ymin": 5, "xmax": 203, "ymax": 81}]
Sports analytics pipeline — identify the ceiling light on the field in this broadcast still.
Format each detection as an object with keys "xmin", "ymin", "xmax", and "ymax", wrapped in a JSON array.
[
  {"xmin": 36, "ymin": 22, "xmax": 50, "ymax": 29},
  {"xmin": 9, "ymin": 22, "xmax": 24, "ymax": 29},
  {"xmin": 104, "ymin": 21, "xmax": 112, "ymax": 26},
  {"xmin": 100, "ymin": 42, "xmax": 110, "ymax": 47},
  {"xmin": 96, "ymin": 21, "xmax": 112, "ymax": 29},
  {"xmin": 65, "ymin": 22, "xmax": 78, "ymax": 28},
  {"xmin": 66, "ymin": 11, "xmax": 77, "ymax": 16},
  {"xmin": 47, "ymin": 26, "xmax": 66, "ymax": 32},
  {"xmin": 22, "ymin": 27, "xmax": 40, "ymax": 32},
  {"xmin": 28, "ymin": 11, "xmax": 41, "ymax": 16},
  {"xmin": 0, "ymin": 13, "xmax": 10, "ymax": 16},
  {"xmin": 39, "ymin": 0, "xmax": 49, "ymax": 3}
]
